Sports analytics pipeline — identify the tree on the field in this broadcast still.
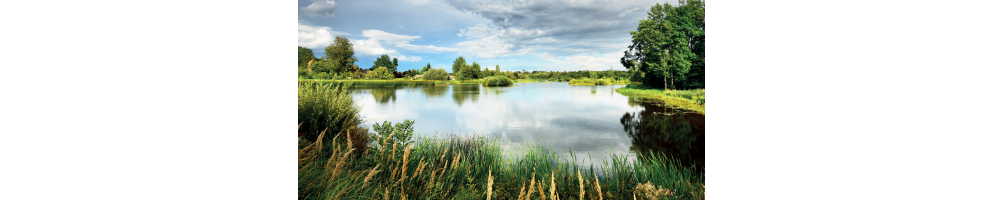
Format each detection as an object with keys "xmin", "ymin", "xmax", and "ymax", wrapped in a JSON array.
[
  {"xmin": 365, "ymin": 67, "xmax": 394, "ymax": 80},
  {"xmin": 372, "ymin": 55, "xmax": 397, "ymax": 72},
  {"xmin": 421, "ymin": 63, "xmax": 431, "ymax": 73},
  {"xmin": 324, "ymin": 36, "xmax": 358, "ymax": 75},
  {"xmin": 422, "ymin": 68, "xmax": 449, "ymax": 81},
  {"xmin": 298, "ymin": 46, "xmax": 316, "ymax": 69},
  {"xmin": 470, "ymin": 62, "xmax": 482, "ymax": 79},
  {"xmin": 392, "ymin": 58, "xmax": 398, "ymax": 71},
  {"xmin": 495, "ymin": 65, "xmax": 500, "ymax": 72},
  {"xmin": 452, "ymin": 56, "xmax": 467, "ymax": 74},
  {"xmin": 621, "ymin": 0, "xmax": 704, "ymax": 90}
]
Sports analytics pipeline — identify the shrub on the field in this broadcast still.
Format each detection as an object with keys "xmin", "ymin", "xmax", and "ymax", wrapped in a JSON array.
[
  {"xmin": 365, "ymin": 67, "xmax": 394, "ymax": 80},
  {"xmin": 482, "ymin": 75, "xmax": 514, "ymax": 86},
  {"xmin": 311, "ymin": 72, "xmax": 334, "ymax": 80},
  {"xmin": 298, "ymin": 81, "xmax": 369, "ymax": 150},
  {"xmin": 423, "ymin": 68, "xmax": 449, "ymax": 81}
]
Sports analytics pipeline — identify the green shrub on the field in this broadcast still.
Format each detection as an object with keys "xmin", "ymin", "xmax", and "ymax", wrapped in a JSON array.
[
  {"xmin": 365, "ymin": 67, "xmax": 394, "ymax": 80},
  {"xmin": 297, "ymin": 81, "xmax": 369, "ymax": 150},
  {"xmin": 482, "ymin": 75, "xmax": 513, "ymax": 86},
  {"xmin": 422, "ymin": 68, "xmax": 449, "ymax": 81},
  {"xmin": 311, "ymin": 72, "xmax": 334, "ymax": 80}
]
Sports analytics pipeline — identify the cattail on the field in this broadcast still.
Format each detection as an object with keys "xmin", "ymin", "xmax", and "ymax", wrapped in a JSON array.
[
  {"xmin": 537, "ymin": 179, "xmax": 546, "ymax": 200},
  {"xmin": 363, "ymin": 164, "xmax": 381, "ymax": 187},
  {"xmin": 334, "ymin": 185, "xmax": 353, "ymax": 200},
  {"xmin": 451, "ymin": 152, "xmax": 462, "ymax": 169},
  {"xmin": 594, "ymin": 173, "xmax": 602, "ymax": 200},
  {"xmin": 528, "ymin": 168, "xmax": 536, "ymax": 200},
  {"xmin": 390, "ymin": 143, "xmax": 398, "ymax": 160},
  {"xmin": 400, "ymin": 144, "xmax": 412, "ymax": 183},
  {"xmin": 329, "ymin": 148, "xmax": 355, "ymax": 182},
  {"xmin": 517, "ymin": 182, "xmax": 527, "ymax": 200},
  {"xmin": 383, "ymin": 187, "xmax": 389, "ymax": 200},
  {"xmin": 577, "ymin": 170, "xmax": 584, "ymax": 200},
  {"xmin": 550, "ymin": 173, "xmax": 556, "ymax": 200},
  {"xmin": 486, "ymin": 169, "xmax": 494, "ymax": 200}
]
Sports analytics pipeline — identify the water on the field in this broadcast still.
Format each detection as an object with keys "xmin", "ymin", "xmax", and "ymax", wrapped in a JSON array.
[{"xmin": 351, "ymin": 82, "xmax": 704, "ymax": 168}]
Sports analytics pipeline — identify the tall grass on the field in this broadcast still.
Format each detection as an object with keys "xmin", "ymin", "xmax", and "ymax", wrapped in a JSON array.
[
  {"xmin": 298, "ymin": 81, "xmax": 369, "ymax": 150},
  {"xmin": 299, "ymin": 127, "xmax": 705, "ymax": 200}
]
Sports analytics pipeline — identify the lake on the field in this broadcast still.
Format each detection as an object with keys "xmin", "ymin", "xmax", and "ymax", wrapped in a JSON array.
[{"xmin": 351, "ymin": 82, "xmax": 704, "ymax": 168}]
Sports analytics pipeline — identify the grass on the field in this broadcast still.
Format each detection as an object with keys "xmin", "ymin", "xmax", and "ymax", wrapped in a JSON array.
[
  {"xmin": 299, "ymin": 131, "xmax": 704, "ymax": 200},
  {"xmin": 568, "ymin": 78, "xmax": 631, "ymax": 86},
  {"xmin": 615, "ymin": 84, "xmax": 705, "ymax": 114}
]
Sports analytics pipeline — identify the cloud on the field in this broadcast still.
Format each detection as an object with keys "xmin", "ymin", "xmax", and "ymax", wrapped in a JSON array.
[
  {"xmin": 444, "ymin": 0, "xmax": 663, "ymax": 57},
  {"xmin": 539, "ymin": 51, "xmax": 626, "ymax": 71},
  {"xmin": 618, "ymin": 8, "xmax": 641, "ymax": 17},
  {"xmin": 353, "ymin": 30, "xmax": 461, "ymax": 62},
  {"xmin": 301, "ymin": 0, "xmax": 339, "ymax": 17},
  {"xmin": 298, "ymin": 21, "xmax": 350, "ymax": 48}
]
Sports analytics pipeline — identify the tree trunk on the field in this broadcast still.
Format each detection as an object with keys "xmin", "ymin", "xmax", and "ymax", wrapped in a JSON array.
[
  {"xmin": 664, "ymin": 76, "xmax": 668, "ymax": 90},
  {"xmin": 307, "ymin": 59, "xmax": 314, "ymax": 73},
  {"xmin": 670, "ymin": 73, "xmax": 674, "ymax": 90}
]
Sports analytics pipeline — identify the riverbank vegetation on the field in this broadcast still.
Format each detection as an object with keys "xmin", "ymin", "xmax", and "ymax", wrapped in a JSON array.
[
  {"xmin": 299, "ymin": 77, "xmax": 705, "ymax": 200},
  {"xmin": 481, "ymin": 76, "xmax": 514, "ymax": 86},
  {"xmin": 616, "ymin": 84, "xmax": 705, "ymax": 114},
  {"xmin": 568, "ymin": 77, "xmax": 632, "ymax": 86}
]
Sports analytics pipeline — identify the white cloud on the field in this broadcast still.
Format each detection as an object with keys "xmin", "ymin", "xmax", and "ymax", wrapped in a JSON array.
[
  {"xmin": 353, "ymin": 30, "xmax": 461, "ymax": 62},
  {"xmin": 301, "ymin": 0, "xmax": 339, "ymax": 17},
  {"xmin": 618, "ymin": 8, "xmax": 641, "ymax": 17},
  {"xmin": 298, "ymin": 21, "xmax": 349, "ymax": 48},
  {"xmin": 540, "ymin": 51, "xmax": 625, "ymax": 71}
]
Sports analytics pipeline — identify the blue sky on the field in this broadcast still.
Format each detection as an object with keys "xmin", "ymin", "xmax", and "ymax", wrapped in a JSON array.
[{"xmin": 298, "ymin": 0, "xmax": 675, "ymax": 72}]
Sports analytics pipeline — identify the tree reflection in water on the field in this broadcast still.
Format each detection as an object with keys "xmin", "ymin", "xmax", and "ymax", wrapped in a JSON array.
[
  {"xmin": 421, "ymin": 85, "xmax": 447, "ymax": 98},
  {"xmin": 370, "ymin": 87, "xmax": 398, "ymax": 104},
  {"xmin": 451, "ymin": 85, "xmax": 480, "ymax": 106},
  {"xmin": 621, "ymin": 97, "xmax": 705, "ymax": 169}
]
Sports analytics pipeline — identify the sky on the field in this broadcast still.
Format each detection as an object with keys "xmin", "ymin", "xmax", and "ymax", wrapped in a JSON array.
[{"xmin": 297, "ymin": 0, "xmax": 677, "ymax": 72}]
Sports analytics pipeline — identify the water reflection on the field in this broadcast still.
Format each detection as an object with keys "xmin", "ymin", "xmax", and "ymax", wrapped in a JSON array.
[
  {"xmin": 621, "ymin": 98, "xmax": 705, "ymax": 168},
  {"xmin": 451, "ymin": 85, "xmax": 480, "ymax": 106},
  {"xmin": 421, "ymin": 85, "xmax": 447, "ymax": 98},
  {"xmin": 370, "ymin": 87, "xmax": 398, "ymax": 104},
  {"xmin": 351, "ymin": 83, "xmax": 703, "ymax": 168}
]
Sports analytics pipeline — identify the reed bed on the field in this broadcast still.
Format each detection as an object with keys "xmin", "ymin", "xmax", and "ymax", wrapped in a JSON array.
[{"xmin": 299, "ymin": 127, "xmax": 704, "ymax": 200}]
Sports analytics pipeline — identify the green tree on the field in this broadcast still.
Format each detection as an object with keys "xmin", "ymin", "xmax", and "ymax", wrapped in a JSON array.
[
  {"xmin": 372, "ymin": 55, "xmax": 396, "ymax": 72},
  {"xmin": 298, "ymin": 46, "xmax": 316, "ymax": 69},
  {"xmin": 470, "ymin": 62, "xmax": 482, "ymax": 79},
  {"xmin": 324, "ymin": 36, "xmax": 358, "ymax": 75},
  {"xmin": 621, "ymin": 1, "xmax": 703, "ymax": 90},
  {"xmin": 365, "ymin": 67, "xmax": 394, "ymax": 80},
  {"xmin": 422, "ymin": 68, "xmax": 449, "ymax": 81},
  {"xmin": 392, "ymin": 58, "xmax": 398, "ymax": 72},
  {"xmin": 451, "ymin": 56, "xmax": 467, "ymax": 74},
  {"xmin": 421, "ymin": 63, "xmax": 431, "ymax": 73},
  {"xmin": 495, "ymin": 65, "xmax": 500, "ymax": 72}
]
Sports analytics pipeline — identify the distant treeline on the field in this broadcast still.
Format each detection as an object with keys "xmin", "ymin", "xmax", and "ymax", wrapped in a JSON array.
[{"xmin": 526, "ymin": 70, "xmax": 630, "ymax": 82}]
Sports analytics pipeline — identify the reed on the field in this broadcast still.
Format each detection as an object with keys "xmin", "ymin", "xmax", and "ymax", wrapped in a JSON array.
[{"xmin": 299, "ymin": 131, "xmax": 704, "ymax": 200}]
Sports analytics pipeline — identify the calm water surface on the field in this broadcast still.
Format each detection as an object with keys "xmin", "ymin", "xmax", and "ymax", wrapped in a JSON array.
[{"xmin": 351, "ymin": 82, "xmax": 704, "ymax": 168}]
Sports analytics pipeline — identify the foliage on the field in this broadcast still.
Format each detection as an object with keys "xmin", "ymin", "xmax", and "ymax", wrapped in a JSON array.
[
  {"xmin": 298, "ymin": 46, "xmax": 316, "ymax": 69},
  {"xmin": 423, "ymin": 68, "xmax": 449, "ymax": 81},
  {"xmin": 365, "ymin": 67, "xmax": 395, "ymax": 80},
  {"xmin": 421, "ymin": 63, "xmax": 431, "ymax": 74},
  {"xmin": 371, "ymin": 54, "xmax": 398, "ymax": 73},
  {"xmin": 451, "ymin": 56, "xmax": 467, "ymax": 74},
  {"xmin": 568, "ymin": 77, "xmax": 630, "ymax": 85},
  {"xmin": 481, "ymin": 75, "xmax": 514, "ymax": 86},
  {"xmin": 616, "ymin": 84, "xmax": 705, "ymax": 114},
  {"xmin": 621, "ymin": 0, "xmax": 704, "ymax": 90},
  {"xmin": 297, "ymin": 81, "xmax": 368, "ymax": 149},
  {"xmin": 324, "ymin": 36, "xmax": 359, "ymax": 75}
]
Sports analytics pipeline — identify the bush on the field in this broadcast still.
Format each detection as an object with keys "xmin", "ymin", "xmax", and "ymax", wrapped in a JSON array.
[
  {"xmin": 298, "ymin": 81, "xmax": 369, "ymax": 150},
  {"xmin": 422, "ymin": 68, "xmax": 449, "ymax": 81},
  {"xmin": 311, "ymin": 72, "xmax": 334, "ymax": 80},
  {"xmin": 365, "ymin": 67, "xmax": 394, "ymax": 80},
  {"xmin": 482, "ymin": 75, "xmax": 514, "ymax": 86}
]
